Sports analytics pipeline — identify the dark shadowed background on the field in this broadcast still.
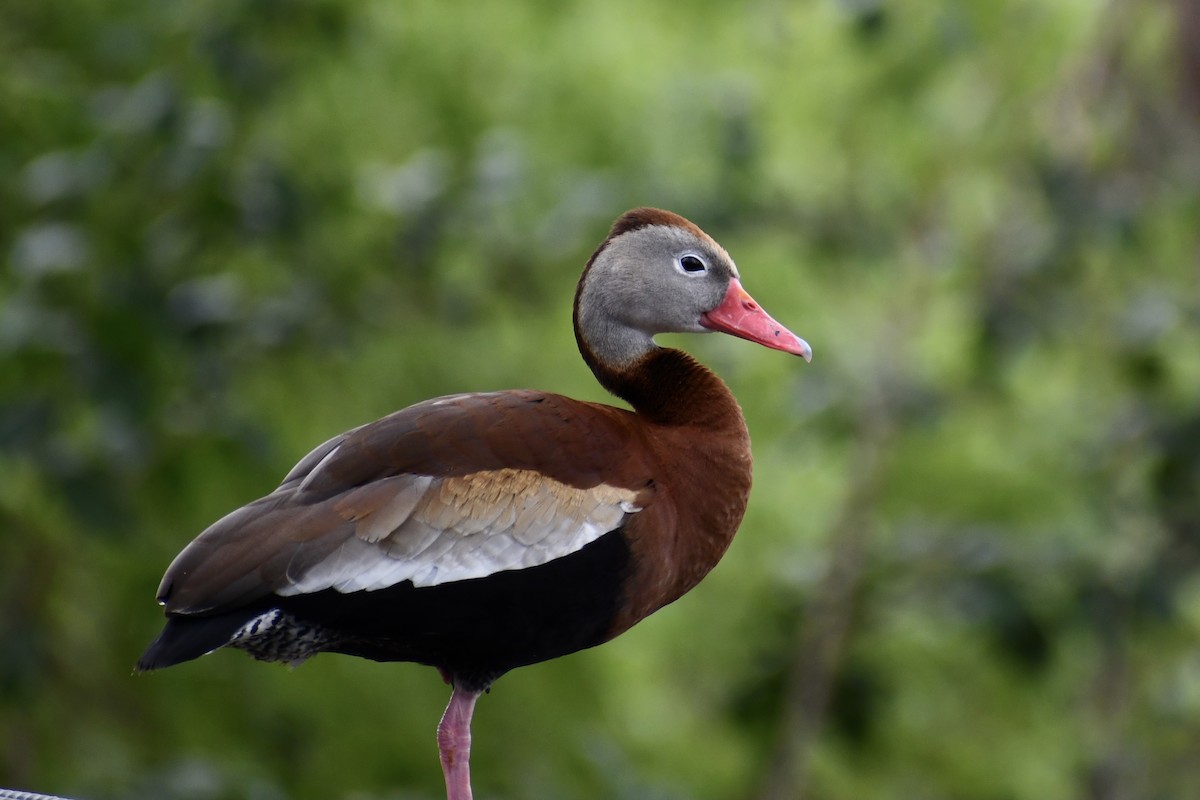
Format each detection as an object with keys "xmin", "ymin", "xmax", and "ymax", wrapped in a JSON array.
[{"xmin": 3, "ymin": 1, "xmax": 1199, "ymax": 798}]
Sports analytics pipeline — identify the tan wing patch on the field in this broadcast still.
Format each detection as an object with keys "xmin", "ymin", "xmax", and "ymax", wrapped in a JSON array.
[
  {"xmin": 278, "ymin": 468, "xmax": 645, "ymax": 594},
  {"xmin": 416, "ymin": 469, "xmax": 636, "ymax": 540}
]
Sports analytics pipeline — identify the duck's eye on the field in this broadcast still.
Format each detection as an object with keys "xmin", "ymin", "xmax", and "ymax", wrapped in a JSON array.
[{"xmin": 679, "ymin": 255, "xmax": 707, "ymax": 274}]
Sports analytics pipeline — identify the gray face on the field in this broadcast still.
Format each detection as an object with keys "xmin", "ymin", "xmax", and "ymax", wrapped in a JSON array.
[{"xmin": 577, "ymin": 224, "xmax": 740, "ymax": 368}]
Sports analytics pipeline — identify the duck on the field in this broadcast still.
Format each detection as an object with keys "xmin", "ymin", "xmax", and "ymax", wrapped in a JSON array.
[{"xmin": 137, "ymin": 207, "xmax": 811, "ymax": 800}]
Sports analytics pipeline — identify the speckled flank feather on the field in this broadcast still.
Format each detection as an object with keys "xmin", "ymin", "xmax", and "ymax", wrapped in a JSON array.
[{"xmin": 228, "ymin": 609, "xmax": 337, "ymax": 666}]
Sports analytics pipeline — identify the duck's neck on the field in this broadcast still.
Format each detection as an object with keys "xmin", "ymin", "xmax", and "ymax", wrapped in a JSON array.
[{"xmin": 581, "ymin": 344, "xmax": 747, "ymax": 432}]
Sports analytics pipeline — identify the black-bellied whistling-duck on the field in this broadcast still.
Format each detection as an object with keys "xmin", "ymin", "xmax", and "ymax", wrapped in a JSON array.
[{"xmin": 138, "ymin": 207, "xmax": 811, "ymax": 799}]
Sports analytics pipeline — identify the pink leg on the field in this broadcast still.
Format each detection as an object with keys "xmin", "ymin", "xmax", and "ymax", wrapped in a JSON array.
[{"xmin": 437, "ymin": 685, "xmax": 481, "ymax": 800}]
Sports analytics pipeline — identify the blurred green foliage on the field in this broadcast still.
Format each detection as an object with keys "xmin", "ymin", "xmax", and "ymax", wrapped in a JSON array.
[{"xmin": 2, "ymin": 0, "xmax": 1199, "ymax": 798}]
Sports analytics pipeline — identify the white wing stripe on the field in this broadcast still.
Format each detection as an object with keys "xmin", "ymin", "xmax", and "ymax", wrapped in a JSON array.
[{"xmin": 276, "ymin": 469, "xmax": 644, "ymax": 595}]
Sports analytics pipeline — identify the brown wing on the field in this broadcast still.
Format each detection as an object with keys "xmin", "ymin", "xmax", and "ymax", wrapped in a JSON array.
[{"xmin": 156, "ymin": 390, "xmax": 657, "ymax": 615}]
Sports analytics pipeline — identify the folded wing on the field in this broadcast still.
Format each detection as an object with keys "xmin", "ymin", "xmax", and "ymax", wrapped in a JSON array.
[{"xmin": 155, "ymin": 391, "xmax": 655, "ymax": 616}]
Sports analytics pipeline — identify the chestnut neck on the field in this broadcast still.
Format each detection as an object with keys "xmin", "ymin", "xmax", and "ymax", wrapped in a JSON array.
[{"xmin": 576, "ymin": 336, "xmax": 746, "ymax": 432}]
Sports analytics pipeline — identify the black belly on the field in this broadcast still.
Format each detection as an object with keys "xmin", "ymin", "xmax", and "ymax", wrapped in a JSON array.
[{"xmin": 141, "ymin": 529, "xmax": 632, "ymax": 692}]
